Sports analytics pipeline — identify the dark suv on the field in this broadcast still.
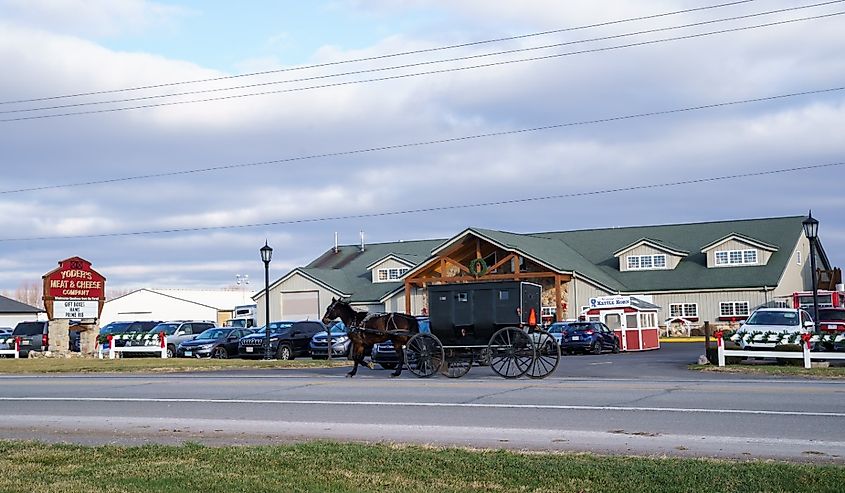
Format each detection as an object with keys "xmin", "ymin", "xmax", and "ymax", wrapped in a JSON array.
[
  {"xmin": 125, "ymin": 321, "xmax": 215, "ymax": 358},
  {"xmin": 11, "ymin": 321, "xmax": 49, "ymax": 357},
  {"xmin": 238, "ymin": 321, "xmax": 325, "ymax": 360},
  {"xmin": 99, "ymin": 321, "xmax": 162, "ymax": 347}
]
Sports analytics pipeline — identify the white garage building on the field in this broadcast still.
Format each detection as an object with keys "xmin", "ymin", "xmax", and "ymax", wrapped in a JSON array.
[
  {"xmin": 100, "ymin": 288, "xmax": 255, "ymax": 326},
  {"xmin": 0, "ymin": 295, "xmax": 46, "ymax": 328}
]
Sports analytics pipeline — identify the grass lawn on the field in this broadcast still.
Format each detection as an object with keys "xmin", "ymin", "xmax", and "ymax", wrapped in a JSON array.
[
  {"xmin": 0, "ymin": 357, "xmax": 350, "ymax": 374},
  {"xmin": 0, "ymin": 441, "xmax": 842, "ymax": 493},
  {"xmin": 689, "ymin": 364, "xmax": 845, "ymax": 378}
]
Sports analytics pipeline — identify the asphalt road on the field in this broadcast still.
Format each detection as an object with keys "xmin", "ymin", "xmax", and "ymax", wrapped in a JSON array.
[{"xmin": 1, "ymin": 343, "xmax": 843, "ymax": 462}]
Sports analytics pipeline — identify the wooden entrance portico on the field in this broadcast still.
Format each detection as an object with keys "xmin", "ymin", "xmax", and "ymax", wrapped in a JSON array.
[{"xmin": 404, "ymin": 233, "xmax": 571, "ymax": 322}]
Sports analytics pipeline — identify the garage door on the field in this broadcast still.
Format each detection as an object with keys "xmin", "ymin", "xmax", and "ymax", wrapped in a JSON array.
[{"xmin": 280, "ymin": 291, "xmax": 319, "ymax": 321}]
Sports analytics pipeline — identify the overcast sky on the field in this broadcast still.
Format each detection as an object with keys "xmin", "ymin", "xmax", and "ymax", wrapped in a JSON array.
[{"xmin": 0, "ymin": 0, "xmax": 843, "ymax": 294}]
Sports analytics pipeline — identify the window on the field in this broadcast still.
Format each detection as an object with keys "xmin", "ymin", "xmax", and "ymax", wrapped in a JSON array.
[
  {"xmin": 498, "ymin": 291, "xmax": 510, "ymax": 301},
  {"xmin": 457, "ymin": 293, "xmax": 468, "ymax": 302},
  {"xmin": 715, "ymin": 249, "xmax": 758, "ymax": 266},
  {"xmin": 376, "ymin": 267, "xmax": 408, "ymax": 282},
  {"xmin": 626, "ymin": 254, "xmax": 668, "ymax": 270},
  {"xmin": 720, "ymin": 301, "xmax": 750, "ymax": 317},
  {"xmin": 669, "ymin": 303, "xmax": 698, "ymax": 318},
  {"xmin": 625, "ymin": 314, "xmax": 638, "ymax": 328}
]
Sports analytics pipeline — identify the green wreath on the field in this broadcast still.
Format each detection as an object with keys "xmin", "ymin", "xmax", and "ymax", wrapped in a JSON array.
[{"xmin": 468, "ymin": 258, "xmax": 489, "ymax": 277}]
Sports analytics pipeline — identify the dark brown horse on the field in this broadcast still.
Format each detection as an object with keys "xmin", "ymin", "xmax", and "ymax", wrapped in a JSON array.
[{"xmin": 322, "ymin": 297, "xmax": 419, "ymax": 377}]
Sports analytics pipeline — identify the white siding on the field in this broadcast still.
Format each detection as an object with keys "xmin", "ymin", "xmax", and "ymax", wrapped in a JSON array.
[
  {"xmin": 643, "ymin": 290, "xmax": 769, "ymax": 324},
  {"xmin": 100, "ymin": 290, "xmax": 219, "ymax": 326},
  {"xmin": 705, "ymin": 239, "xmax": 771, "ymax": 268},
  {"xmin": 773, "ymin": 235, "xmax": 814, "ymax": 299},
  {"xmin": 619, "ymin": 245, "xmax": 683, "ymax": 271},
  {"xmin": 570, "ymin": 278, "xmax": 614, "ymax": 319},
  {"xmin": 254, "ymin": 273, "xmax": 339, "ymax": 326},
  {"xmin": 383, "ymin": 286, "xmax": 425, "ymax": 314},
  {"xmin": 0, "ymin": 313, "xmax": 46, "ymax": 327},
  {"xmin": 370, "ymin": 259, "xmax": 412, "ymax": 283}
]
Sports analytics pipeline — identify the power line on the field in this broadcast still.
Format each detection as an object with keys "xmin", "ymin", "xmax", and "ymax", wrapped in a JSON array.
[
  {"xmin": 1, "ymin": 160, "xmax": 840, "ymax": 242},
  {"xmin": 6, "ymin": 1, "xmax": 837, "ymax": 116},
  {"xmin": 0, "ymin": 0, "xmax": 756, "ymax": 106},
  {"xmin": 2, "ymin": 84, "xmax": 842, "ymax": 195},
  {"xmin": 3, "ymin": 10, "xmax": 841, "ymax": 123}
]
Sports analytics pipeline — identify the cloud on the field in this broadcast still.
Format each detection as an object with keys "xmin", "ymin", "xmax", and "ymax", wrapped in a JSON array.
[
  {"xmin": 0, "ymin": 0, "xmax": 190, "ymax": 37},
  {"xmin": 0, "ymin": 0, "xmax": 843, "ymax": 292}
]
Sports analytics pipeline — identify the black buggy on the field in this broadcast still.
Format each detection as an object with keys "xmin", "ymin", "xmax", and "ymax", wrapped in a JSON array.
[{"xmin": 403, "ymin": 281, "xmax": 561, "ymax": 379}]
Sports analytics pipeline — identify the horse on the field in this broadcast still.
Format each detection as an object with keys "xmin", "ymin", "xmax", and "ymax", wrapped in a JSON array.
[{"xmin": 321, "ymin": 297, "xmax": 419, "ymax": 378}]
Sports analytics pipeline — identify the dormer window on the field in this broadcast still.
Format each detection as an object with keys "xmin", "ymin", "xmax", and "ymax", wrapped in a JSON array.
[
  {"xmin": 376, "ymin": 267, "xmax": 408, "ymax": 282},
  {"xmin": 627, "ymin": 254, "xmax": 667, "ymax": 270},
  {"xmin": 715, "ymin": 249, "xmax": 757, "ymax": 266}
]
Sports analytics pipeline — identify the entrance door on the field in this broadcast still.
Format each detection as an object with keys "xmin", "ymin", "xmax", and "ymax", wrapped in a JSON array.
[{"xmin": 601, "ymin": 310, "xmax": 627, "ymax": 351}]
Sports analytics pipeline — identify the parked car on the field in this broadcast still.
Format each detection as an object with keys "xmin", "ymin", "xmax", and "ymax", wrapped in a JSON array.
[
  {"xmin": 817, "ymin": 307, "xmax": 845, "ymax": 351},
  {"xmin": 10, "ymin": 321, "xmax": 49, "ymax": 357},
  {"xmin": 238, "ymin": 321, "xmax": 325, "ymax": 360},
  {"xmin": 371, "ymin": 316, "xmax": 431, "ymax": 369},
  {"xmin": 99, "ymin": 321, "xmax": 162, "ymax": 347},
  {"xmin": 310, "ymin": 321, "xmax": 351, "ymax": 359},
  {"xmin": 126, "ymin": 321, "xmax": 215, "ymax": 358},
  {"xmin": 736, "ymin": 308, "xmax": 814, "ymax": 349},
  {"xmin": 555, "ymin": 321, "xmax": 620, "ymax": 355},
  {"xmin": 176, "ymin": 327, "xmax": 252, "ymax": 359}
]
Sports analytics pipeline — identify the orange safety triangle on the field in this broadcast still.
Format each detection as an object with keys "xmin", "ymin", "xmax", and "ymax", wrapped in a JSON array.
[{"xmin": 528, "ymin": 308, "xmax": 537, "ymax": 326}]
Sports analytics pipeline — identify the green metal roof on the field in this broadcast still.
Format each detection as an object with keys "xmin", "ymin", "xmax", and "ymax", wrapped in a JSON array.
[
  {"xmin": 277, "ymin": 216, "xmax": 814, "ymax": 302},
  {"xmin": 536, "ymin": 215, "xmax": 807, "ymax": 292},
  {"xmin": 298, "ymin": 239, "xmax": 444, "ymax": 303}
]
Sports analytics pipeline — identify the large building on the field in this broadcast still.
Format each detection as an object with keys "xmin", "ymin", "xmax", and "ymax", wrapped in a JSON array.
[
  {"xmin": 0, "ymin": 295, "xmax": 45, "ymax": 328},
  {"xmin": 254, "ymin": 216, "xmax": 837, "ymax": 330},
  {"xmin": 100, "ymin": 288, "xmax": 256, "ymax": 326}
]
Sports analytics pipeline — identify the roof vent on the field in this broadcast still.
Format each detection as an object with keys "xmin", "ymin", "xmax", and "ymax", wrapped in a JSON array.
[
  {"xmin": 334, "ymin": 232, "xmax": 339, "ymax": 254},
  {"xmin": 360, "ymin": 230, "xmax": 365, "ymax": 252}
]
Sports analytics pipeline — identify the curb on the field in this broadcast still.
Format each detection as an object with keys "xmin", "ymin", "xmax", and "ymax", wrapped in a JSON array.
[{"xmin": 660, "ymin": 337, "xmax": 706, "ymax": 343}]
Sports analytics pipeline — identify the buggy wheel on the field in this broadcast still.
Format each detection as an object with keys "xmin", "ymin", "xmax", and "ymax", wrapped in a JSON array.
[
  {"xmin": 440, "ymin": 350, "xmax": 473, "ymax": 378},
  {"xmin": 526, "ymin": 330, "xmax": 560, "ymax": 379},
  {"xmin": 404, "ymin": 333, "xmax": 444, "ymax": 378},
  {"xmin": 488, "ymin": 327, "xmax": 534, "ymax": 379}
]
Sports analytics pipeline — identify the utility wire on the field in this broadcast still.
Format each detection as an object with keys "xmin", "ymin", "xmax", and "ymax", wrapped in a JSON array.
[
  {"xmin": 1, "ymin": 160, "xmax": 840, "ymax": 242},
  {"xmin": 5, "ymin": 1, "xmax": 837, "ymax": 116},
  {"xmin": 2, "ymin": 85, "xmax": 842, "ymax": 195},
  {"xmin": 0, "ymin": 0, "xmax": 756, "ymax": 106},
  {"xmin": 3, "ymin": 10, "xmax": 841, "ymax": 123}
]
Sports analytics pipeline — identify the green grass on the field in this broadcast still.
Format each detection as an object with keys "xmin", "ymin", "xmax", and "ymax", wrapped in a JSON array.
[
  {"xmin": 690, "ymin": 364, "xmax": 845, "ymax": 378},
  {"xmin": 0, "ymin": 357, "xmax": 350, "ymax": 374},
  {"xmin": 0, "ymin": 441, "xmax": 841, "ymax": 492}
]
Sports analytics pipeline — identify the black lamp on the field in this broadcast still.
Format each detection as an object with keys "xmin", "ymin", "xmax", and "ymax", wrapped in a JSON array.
[
  {"xmin": 260, "ymin": 241, "xmax": 273, "ymax": 359},
  {"xmin": 802, "ymin": 212, "xmax": 819, "ymax": 333}
]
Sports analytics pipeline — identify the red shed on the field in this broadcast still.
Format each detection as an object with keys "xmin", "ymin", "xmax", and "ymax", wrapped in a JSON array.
[{"xmin": 583, "ymin": 296, "xmax": 660, "ymax": 351}]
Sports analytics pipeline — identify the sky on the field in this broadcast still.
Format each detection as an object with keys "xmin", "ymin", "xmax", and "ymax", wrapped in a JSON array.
[{"xmin": 0, "ymin": 0, "xmax": 843, "ymax": 295}]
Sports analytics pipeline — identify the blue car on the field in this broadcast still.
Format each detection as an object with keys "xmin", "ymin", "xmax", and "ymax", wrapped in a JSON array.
[
  {"xmin": 551, "ymin": 321, "xmax": 620, "ymax": 355},
  {"xmin": 371, "ymin": 317, "xmax": 430, "ymax": 369},
  {"xmin": 310, "ymin": 321, "xmax": 351, "ymax": 358}
]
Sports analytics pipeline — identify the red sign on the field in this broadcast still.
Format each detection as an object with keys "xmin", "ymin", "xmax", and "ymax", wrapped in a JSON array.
[{"xmin": 43, "ymin": 257, "xmax": 106, "ymax": 300}]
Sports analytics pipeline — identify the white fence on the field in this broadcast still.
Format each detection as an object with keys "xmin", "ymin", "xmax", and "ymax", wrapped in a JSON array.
[
  {"xmin": 0, "ymin": 338, "xmax": 20, "ymax": 359},
  {"xmin": 715, "ymin": 332, "xmax": 845, "ymax": 369},
  {"xmin": 98, "ymin": 333, "xmax": 168, "ymax": 359}
]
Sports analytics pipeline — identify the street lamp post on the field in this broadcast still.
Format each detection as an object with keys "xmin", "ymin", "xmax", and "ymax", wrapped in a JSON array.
[
  {"xmin": 260, "ymin": 242, "xmax": 273, "ymax": 360},
  {"xmin": 802, "ymin": 212, "xmax": 820, "ymax": 333}
]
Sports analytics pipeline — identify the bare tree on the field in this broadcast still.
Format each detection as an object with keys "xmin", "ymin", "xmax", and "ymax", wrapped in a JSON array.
[{"xmin": 2, "ymin": 280, "xmax": 44, "ymax": 308}]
